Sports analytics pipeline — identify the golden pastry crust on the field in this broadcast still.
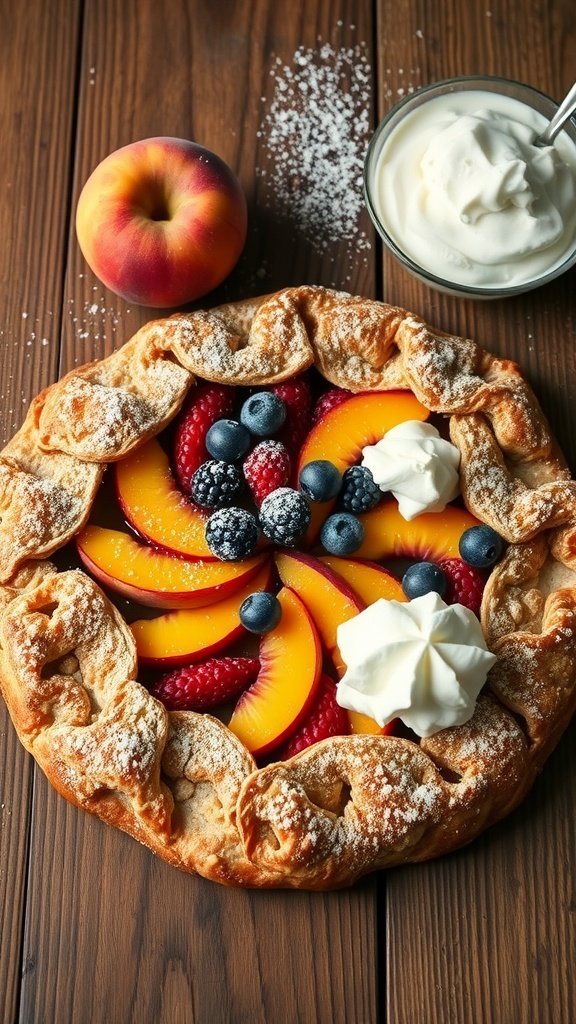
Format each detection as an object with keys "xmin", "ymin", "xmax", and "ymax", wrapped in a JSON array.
[{"xmin": 0, "ymin": 285, "xmax": 575, "ymax": 890}]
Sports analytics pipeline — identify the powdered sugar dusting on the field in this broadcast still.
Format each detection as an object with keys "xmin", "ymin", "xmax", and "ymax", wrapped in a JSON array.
[{"xmin": 257, "ymin": 38, "xmax": 372, "ymax": 259}]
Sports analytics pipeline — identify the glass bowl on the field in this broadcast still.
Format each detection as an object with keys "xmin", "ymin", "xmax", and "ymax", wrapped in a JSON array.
[{"xmin": 364, "ymin": 75, "xmax": 576, "ymax": 298}]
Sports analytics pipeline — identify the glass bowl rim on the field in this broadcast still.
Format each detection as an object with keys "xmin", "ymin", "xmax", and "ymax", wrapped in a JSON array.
[{"xmin": 363, "ymin": 74, "xmax": 576, "ymax": 298}]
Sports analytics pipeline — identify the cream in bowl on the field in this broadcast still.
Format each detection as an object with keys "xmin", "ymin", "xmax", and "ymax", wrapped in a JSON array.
[{"xmin": 364, "ymin": 76, "xmax": 576, "ymax": 297}]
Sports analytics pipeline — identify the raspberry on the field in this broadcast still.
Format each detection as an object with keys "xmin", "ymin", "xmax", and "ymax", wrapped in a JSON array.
[
  {"xmin": 437, "ymin": 558, "xmax": 486, "ymax": 616},
  {"xmin": 278, "ymin": 675, "xmax": 349, "ymax": 758},
  {"xmin": 271, "ymin": 377, "xmax": 312, "ymax": 454},
  {"xmin": 173, "ymin": 383, "xmax": 234, "ymax": 493},
  {"xmin": 150, "ymin": 657, "xmax": 260, "ymax": 711},
  {"xmin": 312, "ymin": 387, "xmax": 350, "ymax": 424},
  {"xmin": 243, "ymin": 440, "xmax": 291, "ymax": 506},
  {"xmin": 190, "ymin": 460, "xmax": 244, "ymax": 509},
  {"xmin": 259, "ymin": 487, "xmax": 311, "ymax": 546}
]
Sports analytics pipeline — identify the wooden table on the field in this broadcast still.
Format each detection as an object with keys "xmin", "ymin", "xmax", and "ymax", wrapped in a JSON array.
[{"xmin": 1, "ymin": 2, "xmax": 575, "ymax": 1021}]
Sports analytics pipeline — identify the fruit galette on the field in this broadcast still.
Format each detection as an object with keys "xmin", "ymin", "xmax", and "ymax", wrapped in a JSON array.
[{"xmin": 1, "ymin": 286, "xmax": 575, "ymax": 890}]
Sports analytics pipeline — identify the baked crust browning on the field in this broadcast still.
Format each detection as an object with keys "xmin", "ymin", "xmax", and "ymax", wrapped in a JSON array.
[
  {"xmin": 0, "ymin": 286, "xmax": 574, "ymax": 889},
  {"xmin": 0, "ymin": 411, "xmax": 103, "ymax": 582},
  {"xmin": 34, "ymin": 321, "xmax": 193, "ymax": 461}
]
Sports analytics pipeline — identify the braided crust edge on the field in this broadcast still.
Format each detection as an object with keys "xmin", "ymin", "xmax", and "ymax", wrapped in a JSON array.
[{"xmin": 0, "ymin": 285, "xmax": 574, "ymax": 890}]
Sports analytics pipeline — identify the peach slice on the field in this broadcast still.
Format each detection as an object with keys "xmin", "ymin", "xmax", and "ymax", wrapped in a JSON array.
[
  {"xmin": 297, "ymin": 391, "xmax": 429, "ymax": 541},
  {"xmin": 115, "ymin": 438, "xmax": 213, "ymax": 559},
  {"xmin": 275, "ymin": 550, "xmax": 398, "ymax": 737},
  {"xmin": 77, "ymin": 525, "xmax": 266, "ymax": 609},
  {"xmin": 356, "ymin": 499, "xmax": 480, "ymax": 561},
  {"xmin": 275, "ymin": 550, "xmax": 362, "ymax": 676},
  {"xmin": 228, "ymin": 587, "xmax": 322, "ymax": 756},
  {"xmin": 131, "ymin": 562, "xmax": 272, "ymax": 666},
  {"xmin": 319, "ymin": 555, "xmax": 405, "ymax": 605}
]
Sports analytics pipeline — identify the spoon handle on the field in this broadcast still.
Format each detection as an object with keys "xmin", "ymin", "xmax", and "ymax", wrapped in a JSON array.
[{"xmin": 537, "ymin": 81, "xmax": 576, "ymax": 146}]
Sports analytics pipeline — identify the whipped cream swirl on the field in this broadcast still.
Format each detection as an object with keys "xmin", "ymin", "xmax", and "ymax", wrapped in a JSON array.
[
  {"xmin": 336, "ymin": 592, "xmax": 496, "ymax": 737},
  {"xmin": 361, "ymin": 421, "xmax": 460, "ymax": 520}
]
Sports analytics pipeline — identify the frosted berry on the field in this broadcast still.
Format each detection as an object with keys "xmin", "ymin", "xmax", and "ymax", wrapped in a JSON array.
[
  {"xmin": 459, "ymin": 525, "xmax": 504, "ymax": 569},
  {"xmin": 240, "ymin": 392, "xmax": 286, "ymax": 437},
  {"xmin": 150, "ymin": 657, "xmax": 260, "ymax": 711},
  {"xmin": 402, "ymin": 562, "xmax": 447, "ymax": 600},
  {"xmin": 298, "ymin": 460, "xmax": 342, "ymax": 502},
  {"xmin": 320, "ymin": 512, "xmax": 364, "ymax": 556},
  {"xmin": 239, "ymin": 591, "xmax": 282, "ymax": 634},
  {"xmin": 190, "ymin": 460, "xmax": 243, "ymax": 509},
  {"xmin": 312, "ymin": 387, "xmax": 350, "ymax": 425},
  {"xmin": 339, "ymin": 465, "xmax": 381, "ymax": 513},
  {"xmin": 173, "ymin": 383, "xmax": 234, "ymax": 492},
  {"xmin": 205, "ymin": 419, "xmax": 251, "ymax": 462},
  {"xmin": 259, "ymin": 487, "xmax": 311, "ymax": 547},
  {"xmin": 278, "ymin": 675, "xmax": 349, "ymax": 758},
  {"xmin": 438, "ymin": 558, "xmax": 486, "ymax": 616},
  {"xmin": 205, "ymin": 507, "xmax": 259, "ymax": 561},
  {"xmin": 243, "ymin": 440, "xmax": 291, "ymax": 506},
  {"xmin": 271, "ymin": 376, "xmax": 312, "ymax": 452}
]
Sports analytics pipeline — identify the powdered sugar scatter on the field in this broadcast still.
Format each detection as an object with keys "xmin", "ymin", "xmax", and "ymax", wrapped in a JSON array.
[{"xmin": 257, "ymin": 40, "xmax": 372, "ymax": 257}]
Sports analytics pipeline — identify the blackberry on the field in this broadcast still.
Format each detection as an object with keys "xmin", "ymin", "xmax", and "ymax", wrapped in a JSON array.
[
  {"xmin": 259, "ymin": 487, "xmax": 311, "ymax": 547},
  {"xmin": 190, "ymin": 460, "xmax": 244, "ymax": 509},
  {"xmin": 205, "ymin": 507, "xmax": 259, "ymax": 561},
  {"xmin": 340, "ymin": 465, "xmax": 381, "ymax": 513}
]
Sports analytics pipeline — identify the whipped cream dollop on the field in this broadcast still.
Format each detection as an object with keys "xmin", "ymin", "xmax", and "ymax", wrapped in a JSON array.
[
  {"xmin": 371, "ymin": 90, "xmax": 576, "ymax": 287},
  {"xmin": 336, "ymin": 593, "xmax": 497, "ymax": 738},
  {"xmin": 362, "ymin": 420, "xmax": 460, "ymax": 520}
]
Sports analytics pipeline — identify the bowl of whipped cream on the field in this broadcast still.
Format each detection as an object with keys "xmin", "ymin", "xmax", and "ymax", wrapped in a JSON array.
[{"xmin": 364, "ymin": 75, "xmax": 576, "ymax": 297}]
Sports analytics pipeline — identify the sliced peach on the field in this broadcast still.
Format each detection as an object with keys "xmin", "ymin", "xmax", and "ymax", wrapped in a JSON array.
[
  {"xmin": 77, "ymin": 525, "xmax": 266, "ymax": 609},
  {"xmin": 115, "ymin": 438, "xmax": 213, "ymax": 559},
  {"xmin": 275, "ymin": 551, "xmax": 399, "ymax": 737},
  {"xmin": 319, "ymin": 555, "xmax": 405, "ymax": 605},
  {"xmin": 131, "ymin": 562, "xmax": 272, "ymax": 666},
  {"xmin": 347, "ymin": 711, "xmax": 397, "ymax": 736},
  {"xmin": 228, "ymin": 587, "xmax": 322, "ymax": 756},
  {"xmin": 356, "ymin": 499, "xmax": 480, "ymax": 561},
  {"xmin": 297, "ymin": 391, "xmax": 429, "ymax": 541},
  {"xmin": 275, "ymin": 550, "xmax": 362, "ymax": 675}
]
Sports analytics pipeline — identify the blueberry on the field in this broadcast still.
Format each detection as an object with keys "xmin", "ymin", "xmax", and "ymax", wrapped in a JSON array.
[
  {"xmin": 205, "ymin": 419, "xmax": 251, "ymax": 462},
  {"xmin": 239, "ymin": 591, "xmax": 282, "ymax": 634},
  {"xmin": 459, "ymin": 525, "xmax": 504, "ymax": 569},
  {"xmin": 402, "ymin": 562, "xmax": 447, "ymax": 600},
  {"xmin": 240, "ymin": 392, "xmax": 286, "ymax": 437},
  {"xmin": 298, "ymin": 460, "xmax": 342, "ymax": 502},
  {"xmin": 320, "ymin": 512, "xmax": 364, "ymax": 556}
]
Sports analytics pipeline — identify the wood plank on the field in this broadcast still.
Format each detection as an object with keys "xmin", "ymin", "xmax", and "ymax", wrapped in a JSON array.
[
  {"xmin": 375, "ymin": 2, "xmax": 576, "ymax": 1021},
  {"xmin": 18, "ymin": 2, "xmax": 379, "ymax": 1022},
  {"xmin": 0, "ymin": 3, "xmax": 81, "ymax": 1021}
]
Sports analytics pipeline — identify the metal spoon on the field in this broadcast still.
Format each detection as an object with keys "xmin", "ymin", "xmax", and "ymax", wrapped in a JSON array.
[{"xmin": 535, "ymin": 80, "xmax": 576, "ymax": 147}]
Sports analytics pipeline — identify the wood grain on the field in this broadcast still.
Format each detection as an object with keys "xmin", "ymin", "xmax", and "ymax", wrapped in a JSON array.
[
  {"xmin": 376, "ymin": 2, "xmax": 576, "ymax": 1022},
  {"xmin": 0, "ymin": 3, "xmax": 81, "ymax": 1021},
  {"xmin": 17, "ymin": 2, "xmax": 379, "ymax": 1022}
]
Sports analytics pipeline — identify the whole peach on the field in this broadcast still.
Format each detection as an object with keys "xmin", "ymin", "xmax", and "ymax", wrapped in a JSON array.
[{"xmin": 75, "ymin": 137, "xmax": 247, "ymax": 308}]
